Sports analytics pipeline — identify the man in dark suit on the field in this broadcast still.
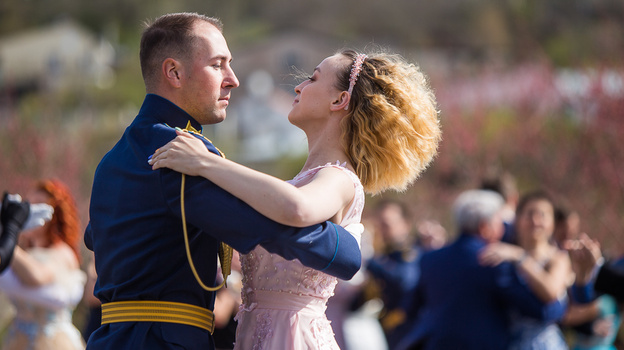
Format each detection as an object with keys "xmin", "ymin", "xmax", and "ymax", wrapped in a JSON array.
[
  {"xmin": 592, "ymin": 264, "xmax": 624, "ymax": 301},
  {"xmin": 569, "ymin": 233, "xmax": 624, "ymax": 303},
  {"xmin": 397, "ymin": 190, "xmax": 566, "ymax": 350},
  {"xmin": 366, "ymin": 199, "xmax": 424, "ymax": 349},
  {"xmin": 84, "ymin": 13, "xmax": 361, "ymax": 350}
]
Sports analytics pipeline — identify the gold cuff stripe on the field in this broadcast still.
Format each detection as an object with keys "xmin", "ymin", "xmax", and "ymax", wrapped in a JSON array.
[{"xmin": 101, "ymin": 301, "xmax": 214, "ymax": 333}]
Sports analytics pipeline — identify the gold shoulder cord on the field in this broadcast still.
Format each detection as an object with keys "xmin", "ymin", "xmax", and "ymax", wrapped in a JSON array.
[{"xmin": 179, "ymin": 122, "xmax": 233, "ymax": 291}]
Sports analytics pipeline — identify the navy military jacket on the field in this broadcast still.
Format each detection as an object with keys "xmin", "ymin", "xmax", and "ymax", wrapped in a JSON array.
[{"xmin": 84, "ymin": 94, "xmax": 361, "ymax": 349}]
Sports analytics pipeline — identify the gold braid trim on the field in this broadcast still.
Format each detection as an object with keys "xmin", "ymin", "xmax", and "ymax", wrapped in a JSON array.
[
  {"xmin": 180, "ymin": 122, "xmax": 233, "ymax": 291},
  {"xmin": 101, "ymin": 300, "xmax": 215, "ymax": 333}
]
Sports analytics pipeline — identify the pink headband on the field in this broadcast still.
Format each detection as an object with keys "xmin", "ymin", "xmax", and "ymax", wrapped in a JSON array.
[{"xmin": 345, "ymin": 53, "xmax": 368, "ymax": 110}]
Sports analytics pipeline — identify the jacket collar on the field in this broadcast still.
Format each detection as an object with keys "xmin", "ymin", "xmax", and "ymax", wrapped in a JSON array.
[
  {"xmin": 138, "ymin": 94, "xmax": 203, "ymax": 133},
  {"xmin": 456, "ymin": 232, "xmax": 489, "ymax": 248}
]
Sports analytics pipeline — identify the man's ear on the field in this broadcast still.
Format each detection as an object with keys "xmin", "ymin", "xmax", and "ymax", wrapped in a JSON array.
[
  {"xmin": 330, "ymin": 91, "xmax": 350, "ymax": 111},
  {"xmin": 478, "ymin": 221, "xmax": 493, "ymax": 242},
  {"xmin": 163, "ymin": 58, "xmax": 183, "ymax": 88}
]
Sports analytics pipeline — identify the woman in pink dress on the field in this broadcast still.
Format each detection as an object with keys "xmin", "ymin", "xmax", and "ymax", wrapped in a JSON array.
[{"xmin": 149, "ymin": 49, "xmax": 441, "ymax": 349}]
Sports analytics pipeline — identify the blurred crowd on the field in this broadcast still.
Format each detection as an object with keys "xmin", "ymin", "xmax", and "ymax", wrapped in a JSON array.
[{"xmin": 0, "ymin": 171, "xmax": 622, "ymax": 350}]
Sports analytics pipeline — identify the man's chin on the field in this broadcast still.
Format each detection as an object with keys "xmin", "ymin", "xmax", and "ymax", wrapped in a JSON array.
[
  {"xmin": 200, "ymin": 112, "xmax": 227, "ymax": 125},
  {"xmin": 213, "ymin": 114, "xmax": 227, "ymax": 124}
]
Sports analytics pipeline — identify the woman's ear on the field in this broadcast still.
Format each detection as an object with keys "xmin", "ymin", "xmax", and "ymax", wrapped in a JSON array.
[
  {"xmin": 331, "ymin": 91, "xmax": 350, "ymax": 111},
  {"xmin": 163, "ymin": 58, "xmax": 183, "ymax": 88}
]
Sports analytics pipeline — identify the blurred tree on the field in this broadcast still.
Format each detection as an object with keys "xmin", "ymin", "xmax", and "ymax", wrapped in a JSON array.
[{"xmin": 1, "ymin": 0, "xmax": 623, "ymax": 253}]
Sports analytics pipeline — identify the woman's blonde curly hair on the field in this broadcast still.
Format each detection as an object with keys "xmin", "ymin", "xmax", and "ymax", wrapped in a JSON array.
[{"xmin": 337, "ymin": 49, "xmax": 442, "ymax": 195}]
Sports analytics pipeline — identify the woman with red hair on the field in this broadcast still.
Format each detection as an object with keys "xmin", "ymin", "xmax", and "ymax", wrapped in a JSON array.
[{"xmin": 0, "ymin": 179, "xmax": 86, "ymax": 350}]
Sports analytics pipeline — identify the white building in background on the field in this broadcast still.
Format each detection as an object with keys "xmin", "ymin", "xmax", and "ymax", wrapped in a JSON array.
[{"xmin": 0, "ymin": 18, "xmax": 115, "ymax": 93}]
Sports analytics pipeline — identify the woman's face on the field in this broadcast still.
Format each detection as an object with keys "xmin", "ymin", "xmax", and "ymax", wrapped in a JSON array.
[
  {"xmin": 288, "ymin": 54, "xmax": 349, "ymax": 128},
  {"xmin": 516, "ymin": 199, "xmax": 555, "ymax": 244}
]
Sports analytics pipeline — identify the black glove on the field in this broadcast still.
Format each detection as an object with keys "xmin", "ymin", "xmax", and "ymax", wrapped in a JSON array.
[
  {"xmin": 2, "ymin": 192, "xmax": 30, "ymax": 229},
  {"xmin": 0, "ymin": 191, "xmax": 30, "ymax": 273}
]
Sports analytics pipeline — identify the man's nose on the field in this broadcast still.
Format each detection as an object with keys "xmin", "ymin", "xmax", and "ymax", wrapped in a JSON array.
[{"xmin": 224, "ymin": 67, "xmax": 239, "ymax": 89}]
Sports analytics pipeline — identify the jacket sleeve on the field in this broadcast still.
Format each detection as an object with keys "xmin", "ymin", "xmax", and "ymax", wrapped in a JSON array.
[
  {"xmin": 160, "ymin": 168, "xmax": 361, "ymax": 281},
  {"xmin": 0, "ymin": 194, "xmax": 30, "ymax": 273},
  {"xmin": 0, "ymin": 223, "xmax": 18, "ymax": 273},
  {"xmin": 570, "ymin": 283, "xmax": 595, "ymax": 304}
]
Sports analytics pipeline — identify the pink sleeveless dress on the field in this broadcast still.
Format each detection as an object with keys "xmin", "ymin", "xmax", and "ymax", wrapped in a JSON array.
[{"xmin": 233, "ymin": 162, "xmax": 364, "ymax": 350}]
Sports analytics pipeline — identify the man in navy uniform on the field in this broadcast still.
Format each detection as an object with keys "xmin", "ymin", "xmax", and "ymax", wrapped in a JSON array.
[
  {"xmin": 365, "ymin": 199, "xmax": 425, "ymax": 349},
  {"xmin": 84, "ymin": 13, "xmax": 361, "ymax": 349},
  {"xmin": 396, "ymin": 190, "xmax": 566, "ymax": 350}
]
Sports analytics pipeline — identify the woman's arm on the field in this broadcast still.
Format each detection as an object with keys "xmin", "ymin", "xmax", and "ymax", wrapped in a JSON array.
[
  {"xmin": 150, "ymin": 131, "xmax": 355, "ymax": 227},
  {"xmin": 515, "ymin": 250, "xmax": 571, "ymax": 302},
  {"xmin": 479, "ymin": 243, "xmax": 572, "ymax": 302},
  {"xmin": 10, "ymin": 247, "xmax": 56, "ymax": 287}
]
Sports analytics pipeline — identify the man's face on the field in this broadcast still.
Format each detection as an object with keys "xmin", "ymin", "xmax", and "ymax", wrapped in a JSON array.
[
  {"xmin": 484, "ymin": 211, "xmax": 504, "ymax": 243},
  {"xmin": 375, "ymin": 204, "xmax": 412, "ymax": 247},
  {"xmin": 178, "ymin": 21, "xmax": 239, "ymax": 125}
]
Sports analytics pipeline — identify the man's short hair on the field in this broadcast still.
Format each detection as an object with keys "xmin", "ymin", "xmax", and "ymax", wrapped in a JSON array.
[
  {"xmin": 480, "ymin": 170, "xmax": 517, "ymax": 202},
  {"xmin": 453, "ymin": 190, "xmax": 503, "ymax": 233},
  {"xmin": 375, "ymin": 199, "xmax": 412, "ymax": 222},
  {"xmin": 139, "ymin": 12, "xmax": 222, "ymax": 88}
]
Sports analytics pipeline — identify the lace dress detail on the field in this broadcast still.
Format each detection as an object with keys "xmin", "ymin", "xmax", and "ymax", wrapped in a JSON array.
[
  {"xmin": 234, "ymin": 162, "xmax": 364, "ymax": 350},
  {"xmin": 251, "ymin": 311, "xmax": 273, "ymax": 350}
]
